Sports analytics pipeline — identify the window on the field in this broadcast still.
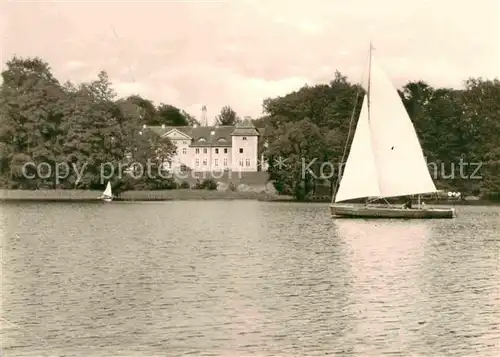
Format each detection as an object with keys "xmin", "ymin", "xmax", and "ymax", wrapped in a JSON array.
[
  {"xmin": 224, "ymin": 148, "xmax": 228, "ymax": 154},
  {"xmin": 195, "ymin": 148, "xmax": 200, "ymax": 154},
  {"xmin": 214, "ymin": 159, "xmax": 218, "ymax": 167},
  {"xmin": 239, "ymin": 159, "xmax": 244, "ymax": 166},
  {"xmin": 242, "ymin": 137, "xmax": 247, "ymax": 140},
  {"xmin": 203, "ymin": 159, "xmax": 207, "ymax": 166},
  {"xmin": 182, "ymin": 148, "xmax": 187, "ymax": 155},
  {"xmin": 223, "ymin": 158, "xmax": 227, "ymax": 166},
  {"xmin": 239, "ymin": 148, "xmax": 243, "ymax": 154},
  {"xmin": 215, "ymin": 148, "xmax": 219, "ymax": 154},
  {"xmin": 183, "ymin": 141, "xmax": 187, "ymax": 145},
  {"xmin": 246, "ymin": 159, "xmax": 250, "ymax": 167},
  {"xmin": 195, "ymin": 159, "xmax": 200, "ymax": 166},
  {"xmin": 203, "ymin": 148, "xmax": 207, "ymax": 154}
]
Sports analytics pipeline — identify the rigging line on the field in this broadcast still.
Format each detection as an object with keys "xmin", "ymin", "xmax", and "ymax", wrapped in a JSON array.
[{"xmin": 331, "ymin": 46, "xmax": 370, "ymax": 204}]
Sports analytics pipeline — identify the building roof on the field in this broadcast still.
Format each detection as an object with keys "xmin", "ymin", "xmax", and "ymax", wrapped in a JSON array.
[
  {"xmin": 231, "ymin": 118, "xmax": 260, "ymax": 136},
  {"xmin": 146, "ymin": 122, "xmax": 262, "ymax": 148}
]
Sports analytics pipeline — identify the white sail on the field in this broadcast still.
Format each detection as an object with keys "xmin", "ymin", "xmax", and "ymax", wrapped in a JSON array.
[
  {"xmin": 102, "ymin": 181, "xmax": 112, "ymax": 197},
  {"xmin": 335, "ymin": 95, "xmax": 380, "ymax": 202},
  {"xmin": 335, "ymin": 52, "xmax": 437, "ymax": 203},
  {"xmin": 367, "ymin": 55, "xmax": 437, "ymax": 198}
]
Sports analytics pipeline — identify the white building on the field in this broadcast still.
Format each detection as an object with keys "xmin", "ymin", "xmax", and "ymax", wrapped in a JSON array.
[{"xmin": 148, "ymin": 118, "xmax": 265, "ymax": 172}]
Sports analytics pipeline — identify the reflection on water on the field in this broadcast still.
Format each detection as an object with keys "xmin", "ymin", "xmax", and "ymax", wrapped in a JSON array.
[
  {"xmin": 1, "ymin": 201, "xmax": 499, "ymax": 356},
  {"xmin": 334, "ymin": 220, "xmax": 432, "ymax": 355},
  {"xmin": 419, "ymin": 218, "xmax": 500, "ymax": 355}
]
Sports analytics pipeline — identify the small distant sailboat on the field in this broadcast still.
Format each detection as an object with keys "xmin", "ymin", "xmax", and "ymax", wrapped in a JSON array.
[
  {"xmin": 330, "ymin": 44, "xmax": 455, "ymax": 219},
  {"xmin": 98, "ymin": 181, "xmax": 113, "ymax": 202}
]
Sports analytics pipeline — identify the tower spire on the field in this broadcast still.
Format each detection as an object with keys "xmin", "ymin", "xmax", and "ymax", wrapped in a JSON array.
[{"xmin": 201, "ymin": 105, "xmax": 207, "ymax": 126}]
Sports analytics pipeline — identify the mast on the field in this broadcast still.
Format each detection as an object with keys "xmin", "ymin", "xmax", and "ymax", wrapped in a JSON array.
[
  {"xmin": 366, "ymin": 41, "xmax": 374, "ymax": 204},
  {"xmin": 367, "ymin": 41, "xmax": 373, "ymax": 121},
  {"xmin": 363, "ymin": 41, "xmax": 374, "ymax": 206},
  {"xmin": 330, "ymin": 43, "xmax": 371, "ymax": 204}
]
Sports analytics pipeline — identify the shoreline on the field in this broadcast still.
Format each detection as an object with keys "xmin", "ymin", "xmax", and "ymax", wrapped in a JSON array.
[
  {"xmin": 0, "ymin": 189, "xmax": 498, "ymax": 205},
  {"xmin": 0, "ymin": 189, "xmax": 284, "ymax": 202}
]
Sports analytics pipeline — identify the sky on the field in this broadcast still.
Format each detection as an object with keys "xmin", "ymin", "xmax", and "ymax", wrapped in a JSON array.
[{"xmin": 1, "ymin": 0, "xmax": 499, "ymax": 123}]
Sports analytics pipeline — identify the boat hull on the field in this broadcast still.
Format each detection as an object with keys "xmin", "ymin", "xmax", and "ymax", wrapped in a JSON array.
[
  {"xmin": 330, "ymin": 204, "xmax": 455, "ymax": 219},
  {"xmin": 98, "ymin": 195, "xmax": 113, "ymax": 202}
]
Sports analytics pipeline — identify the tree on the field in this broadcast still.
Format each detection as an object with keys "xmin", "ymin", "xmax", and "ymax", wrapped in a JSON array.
[
  {"xmin": 262, "ymin": 71, "xmax": 364, "ymax": 199},
  {"xmin": 117, "ymin": 95, "xmax": 157, "ymax": 124},
  {"xmin": 149, "ymin": 103, "xmax": 189, "ymax": 126},
  {"xmin": 180, "ymin": 109, "xmax": 200, "ymax": 126},
  {"xmin": 460, "ymin": 78, "xmax": 500, "ymax": 195},
  {"xmin": 60, "ymin": 72, "xmax": 125, "ymax": 189},
  {"xmin": 1, "ymin": 56, "xmax": 57, "ymax": 88},
  {"xmin": 398, "ymin": 79, "xmax": 500, "ymax": 194},
  {"xmin": 215, "ymin": 105, "xmax": 239, "ymax": 125},
  {"xmin": 266, "ymin": 119, "xmax": 325, "ymax": 200},
  {"xmin": 0, "ymin": 56, "xmax": 67, "ymax": 188}
]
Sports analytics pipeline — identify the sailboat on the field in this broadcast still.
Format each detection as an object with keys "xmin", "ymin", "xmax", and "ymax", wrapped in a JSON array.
[
  {"xmin": 98, "ymin": 181, "xmax": 113, "ymax": 202},
  {"xmin": 330, "ymin": 45, "xmax": 455, "ymax": 219}
]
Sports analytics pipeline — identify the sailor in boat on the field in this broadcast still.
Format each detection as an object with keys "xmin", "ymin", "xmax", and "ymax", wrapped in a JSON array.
[{"xmin": 402, "ymin": 196, "xmax": 412, "ymax": 209}]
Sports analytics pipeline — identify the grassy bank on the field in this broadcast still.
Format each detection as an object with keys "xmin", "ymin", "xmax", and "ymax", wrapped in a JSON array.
[
  {"xmin": 0, "ymin": 189, "xmax": 102, "ymax": 202},
  {"xmin": 117, "ymin": 189, "xmax": 279, "ymax": 201},
  {"xmin": 0, "ymin": 189, "xmax": 282, "ymax": 202}
]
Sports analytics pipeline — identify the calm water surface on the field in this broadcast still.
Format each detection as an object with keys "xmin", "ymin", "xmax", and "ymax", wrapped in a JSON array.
[{"xmin": 1, "ymin": 201, "xmax": 499, "ymax": 357}]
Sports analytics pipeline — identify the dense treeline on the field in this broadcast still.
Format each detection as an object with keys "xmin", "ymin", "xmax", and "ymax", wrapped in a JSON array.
[
  {"xmin": 0, "ymin": 56, "xmax": 190, "ymax": 191},
  {"xmin": 261, "ymin": 72, "xmax": 500, "ymax": 200},
  {"xmin": 1, "ymin": 56, "xmax": 499, "ymax": 200}
]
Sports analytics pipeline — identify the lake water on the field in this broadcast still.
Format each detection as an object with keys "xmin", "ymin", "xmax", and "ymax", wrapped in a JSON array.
[{"xmin": 1, "ymin": 201, "xmax": 499, "ymax": 357}]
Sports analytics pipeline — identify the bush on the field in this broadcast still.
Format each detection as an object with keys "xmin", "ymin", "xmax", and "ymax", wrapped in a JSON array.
[
  {"xmin": 179, "ymin": 181, "xmax": 190, "ymax": 189},
  {"xmin": 483, "ymin": 191, "xmax": 500, "ymax": 202},
  {"xmin": 193, "ymin": 179, "xmax": 203, "ymax": 189},
  {"xmin": 228, "ymin": 182, "xmax": 237, "ymax": 191},
  {"xmin": 194, "ymin": 178, "xmax": 218, "ymax": 190},
  {"xmin": 115, "ymin": 173, "xmax": 178, "ymax": 191},
  {"xmin": 203, "ymin": 178, "xmax": 218, "ymax": 190}
]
